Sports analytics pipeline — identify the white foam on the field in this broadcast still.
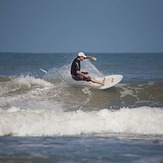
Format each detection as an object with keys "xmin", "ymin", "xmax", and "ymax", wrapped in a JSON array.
[
  {"xmin": 0, "ymin": 75, "xmax": 53, "ymax": 96},
  {"xmin": 0, "ymin": 106, "xmax": 163, "ymax": 136},
  {"xmin": 14, "ymin": 75, "xmax": 53, "ymax": 88}
]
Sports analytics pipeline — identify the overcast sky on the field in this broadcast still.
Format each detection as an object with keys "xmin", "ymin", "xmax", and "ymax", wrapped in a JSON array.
[{"xmin": 0, "ymin": 0, "xmax": 163, "ymax": 53}]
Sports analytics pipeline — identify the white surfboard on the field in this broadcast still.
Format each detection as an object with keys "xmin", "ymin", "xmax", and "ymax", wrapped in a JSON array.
[{"xmin": 89, "ymin": 75, "xmax": 123, "ymax": 90}]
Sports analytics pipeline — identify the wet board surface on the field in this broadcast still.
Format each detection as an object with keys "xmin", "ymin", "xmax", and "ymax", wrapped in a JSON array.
[{"xmin": 89, "ymin": 75, "xmax": 123, "ymax": 90}]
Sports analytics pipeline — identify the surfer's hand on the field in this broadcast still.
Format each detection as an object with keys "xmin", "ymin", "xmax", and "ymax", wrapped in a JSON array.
[
  {"xmin": 84, "ymin": 74, "xmax": 90, "ymax": 78},
  {"xmin": 91, "ymin": 57, "xmax": 97, "ymax": 61},
  {"xmin": 87, "ymin": 77, "xmax": 91, "ymax": 80}
]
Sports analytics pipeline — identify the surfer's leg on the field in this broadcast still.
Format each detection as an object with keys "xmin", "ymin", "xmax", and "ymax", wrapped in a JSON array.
[
  {"xmin": 90, "ymin": 78, "xmax": 105, "ymax": 85},
  {"xmin": 72, "ymin": 75, "xmax": 105, "ymax": 85}
]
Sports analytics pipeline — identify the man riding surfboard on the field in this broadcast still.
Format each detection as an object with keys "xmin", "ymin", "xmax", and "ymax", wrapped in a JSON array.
[{"xmin": 70, "ymin": 52, "xmax": 105, "ymax": 85}]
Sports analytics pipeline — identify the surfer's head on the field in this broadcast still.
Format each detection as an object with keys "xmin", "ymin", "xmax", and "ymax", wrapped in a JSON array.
[{"xmin": 77, "ymin": 52, "xmax": 86, "ymax": 60}]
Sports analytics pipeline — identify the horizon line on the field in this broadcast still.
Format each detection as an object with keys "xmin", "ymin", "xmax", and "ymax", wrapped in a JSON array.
[{"xmin": 0, "ymin": 51, "xmax": 163, "ymax": 54}]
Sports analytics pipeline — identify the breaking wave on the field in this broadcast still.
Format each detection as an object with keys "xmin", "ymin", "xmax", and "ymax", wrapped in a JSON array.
[
  {"xmin": 0, "ymin": 106, "xmax": 163, "ymax": 136},
  {"xmin": 0, "ymin": 61, "xmax": 163, "ymax": 137}
]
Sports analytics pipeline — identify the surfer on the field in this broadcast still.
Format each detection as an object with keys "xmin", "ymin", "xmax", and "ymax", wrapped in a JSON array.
[{"xmin": 70, "ymin": 52, "xmax": 105, "ymax": 85}]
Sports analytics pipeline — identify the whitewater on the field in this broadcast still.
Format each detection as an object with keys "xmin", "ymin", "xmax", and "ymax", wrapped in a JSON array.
[
  {"xmin": 1, "ymin": 106, "xmax": 163, "ymax": 137},
  {"xmin": 0, "ymin": 75, "xmax": 162, "ymax": 137}
]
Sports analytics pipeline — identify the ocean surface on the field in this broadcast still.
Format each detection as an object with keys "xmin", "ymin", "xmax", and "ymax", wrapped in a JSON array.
[{"xmin": 0, "ymin": 52, "xmax": 163, "ymax": 163}]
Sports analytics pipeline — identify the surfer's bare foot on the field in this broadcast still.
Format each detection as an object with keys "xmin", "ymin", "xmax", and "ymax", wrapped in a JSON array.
[
  {"xmin": 91, "ymin": 78, "xmax": 105, "ymax": 85},
  {"xmin": 101, "ymin": 78, "xmax": 105, "ymax": 85},
  {"xmin": 111, "ymin": 78, "xmax": 114, "ymax": 83}
]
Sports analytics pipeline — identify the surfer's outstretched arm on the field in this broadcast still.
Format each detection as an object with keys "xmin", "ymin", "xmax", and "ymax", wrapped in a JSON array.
[{"xmin": 85, "ymin": 56, "xmax": 97, "ymax": 61}]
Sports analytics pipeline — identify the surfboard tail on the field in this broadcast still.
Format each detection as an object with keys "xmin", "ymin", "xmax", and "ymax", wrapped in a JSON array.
[{"xmin": 40, "ymin": 68, "xmax": 47, "ymax": 73}]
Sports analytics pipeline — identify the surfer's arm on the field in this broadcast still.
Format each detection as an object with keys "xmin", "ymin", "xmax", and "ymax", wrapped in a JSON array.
[
  {"xmin": 76, "ymin": 70, "xmax": 90, "ymax": 78},
  {"xmin": 85, "ymin": 56, "xmax": 97, "ymax": 61}
]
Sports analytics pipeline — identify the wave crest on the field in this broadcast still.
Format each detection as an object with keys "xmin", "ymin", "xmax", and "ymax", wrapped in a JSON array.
[
  {"xmin": 0, "ymin": 106, "xmax": 162, "ymax": 136},
  {"xmin": 0, "ymin": 75, "xmax": 53, "ymax": 96}
]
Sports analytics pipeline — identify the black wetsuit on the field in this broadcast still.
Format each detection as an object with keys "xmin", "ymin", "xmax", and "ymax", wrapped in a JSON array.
[{"xmin": 70, "ymin": 58, "xmax": 91, "ymax": 81}]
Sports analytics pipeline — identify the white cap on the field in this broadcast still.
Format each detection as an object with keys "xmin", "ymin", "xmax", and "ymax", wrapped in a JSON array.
[{"xmin": 77, "ymin": 52, "xmax": 87, "ymax": 58}]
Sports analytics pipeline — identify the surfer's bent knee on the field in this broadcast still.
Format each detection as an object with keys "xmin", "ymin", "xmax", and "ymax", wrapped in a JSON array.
[{"xmin": 72, "ymin": 75, "xmax": 91, "ymax": 82}]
